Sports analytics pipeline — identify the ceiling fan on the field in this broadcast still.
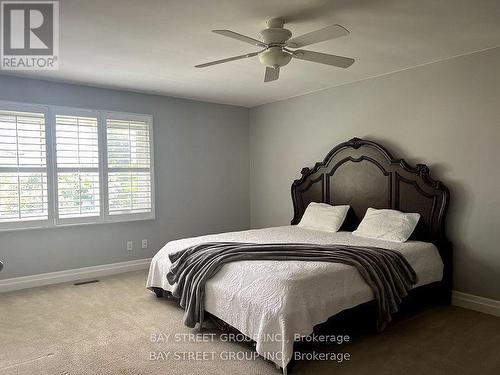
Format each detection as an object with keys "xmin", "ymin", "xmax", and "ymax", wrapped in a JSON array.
[{"xmin": 195, "ymin": 18, "xmax": 355, "ymax": 82}]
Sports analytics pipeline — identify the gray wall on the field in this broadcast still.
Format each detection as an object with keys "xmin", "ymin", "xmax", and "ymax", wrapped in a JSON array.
[
  {"xmin": 1, "ymin": 48, "xmax": 499, "ymax": 302},
  {"xmin": 249, "ymin": 47, "xmax": 500, "ymax": 300},
  {"xmin": 0, "ymin": 75, "xmax": 250, "ymax": 279}
]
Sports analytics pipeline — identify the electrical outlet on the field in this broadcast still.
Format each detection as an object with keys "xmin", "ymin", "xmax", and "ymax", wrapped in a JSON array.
[
  {"xmin": 142, "ymin": 239, "xmax": 148, "ymax": 249},
  {"xmin": 126, "ymin": 241, "xmax": 133, "ymax": 251}
]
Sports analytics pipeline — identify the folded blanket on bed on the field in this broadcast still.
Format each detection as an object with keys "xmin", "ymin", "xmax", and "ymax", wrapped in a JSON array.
[{"xmin": 167, "ymin": 242, "xmax": 418, "ymax": 331}]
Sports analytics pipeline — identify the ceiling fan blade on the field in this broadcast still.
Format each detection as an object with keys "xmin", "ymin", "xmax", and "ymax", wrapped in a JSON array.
[
  {"xmin": 287, "ymin": 25, "xmax": 349, "ymax": 48},
  {"xmin": 212, "ymin": 30, "xmax": 265, "ymax": 47},
  {"xmin": 293, "ymin": 49, "xmax": 354, "ymax": 68},
  {"xmin": 264, "ymin": 67, "xmax": 280, "ymax": 82},
  {"xmin": 195, "ymin": 51, "xmax": 259, "ymax": 68}
]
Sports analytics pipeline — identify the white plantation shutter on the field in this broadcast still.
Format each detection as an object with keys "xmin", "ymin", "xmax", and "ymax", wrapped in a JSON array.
[
  {"xmin": 106, "ymin": 116, "xmax": 153, "ymax": 218},
  {"xmin": 55, "ymin": 114, "xmax": 100, "ymax": 221},
  {"xmin": 0, "ymin": 101, "xmax": 155, "ymax": 231},
  {"xmin": 0, "ymin": 108, "xmax": 49, "ymax": 227}
]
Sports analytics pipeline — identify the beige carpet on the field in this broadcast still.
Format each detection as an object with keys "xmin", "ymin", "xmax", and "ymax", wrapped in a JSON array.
[{"xmin": 1, "ymin": 270, "xmax": 499, "ymax": 375}]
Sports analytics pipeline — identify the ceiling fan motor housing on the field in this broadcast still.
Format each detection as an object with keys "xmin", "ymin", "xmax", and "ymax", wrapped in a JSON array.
[{"xmin": 259, "ymin": 27, "xmax": 292, "ymax": 45}]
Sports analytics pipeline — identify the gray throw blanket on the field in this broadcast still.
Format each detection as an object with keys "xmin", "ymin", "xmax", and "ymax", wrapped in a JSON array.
[{"xmin": 167, "ymin": 242, "xmax": 418, "ymax": 331}]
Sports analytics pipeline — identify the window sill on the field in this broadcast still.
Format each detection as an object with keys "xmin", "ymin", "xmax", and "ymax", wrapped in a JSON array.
[{"xmin": 0, "ymin": 215, "xmax": 156, "ymax": 233}]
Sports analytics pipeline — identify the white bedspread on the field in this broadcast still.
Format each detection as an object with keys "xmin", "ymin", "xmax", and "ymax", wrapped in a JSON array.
[{"xmin": 146, "ymin": 226, "xmax": 443, "ymax": 369}]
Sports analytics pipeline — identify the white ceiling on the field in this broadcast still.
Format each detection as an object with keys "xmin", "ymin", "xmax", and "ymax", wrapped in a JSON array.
[{"xmin": 4, "ymin": 0, "xmax": 500, "ymax": 107}]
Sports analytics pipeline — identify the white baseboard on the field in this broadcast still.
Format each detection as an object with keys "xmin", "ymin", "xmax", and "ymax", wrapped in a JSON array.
[
  {"xmin": 0, "ymin": 258, "xmax": 152, "ymax": 293},
  {"xmin": 452, "ymin": 291, "xmax": 500, "ymax": 317}
]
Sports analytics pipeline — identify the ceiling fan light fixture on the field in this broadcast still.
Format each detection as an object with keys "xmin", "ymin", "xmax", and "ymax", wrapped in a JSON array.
[{"xmin": 258, "ymin": 47, "xmax": 292, "ymax": 68}]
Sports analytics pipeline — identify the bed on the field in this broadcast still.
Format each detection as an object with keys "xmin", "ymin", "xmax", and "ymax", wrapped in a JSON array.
[{"xmin": 147, "ymin": 137, "xmax": 451, "ymax": 373}]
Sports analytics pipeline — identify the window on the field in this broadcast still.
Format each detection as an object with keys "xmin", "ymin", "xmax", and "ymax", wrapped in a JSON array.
[
  {"xmin": 0, "ymin": 101, "xmax": 154, "ymax": 230},
  {"xmin": 106, "ymin": 115, "xmax": 153, "ymax": 218},
  {"xmin": 0, "ymin": 106, "xmax": 49, "ymax": 229},
  {"xmin": 55, "ymin": 113, "xmax": 100, "ymax": 223}
]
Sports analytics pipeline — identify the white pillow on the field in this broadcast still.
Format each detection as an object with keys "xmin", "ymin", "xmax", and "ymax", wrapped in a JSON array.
[
  {"xmin": 298, "ymin": 202, "xmax": 350, "ymax": 233},
  {"xmin": 353, "ymin": 208, "xmax": 420, "ymax": 242}
]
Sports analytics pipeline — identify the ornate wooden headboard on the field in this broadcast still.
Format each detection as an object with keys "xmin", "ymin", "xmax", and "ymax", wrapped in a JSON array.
[
  {"xmin": 291, "ymin": 138, "xmax": 450, "ymax": 245},
  {"xmin": 291, "ymin": 137, "xmax": 452, "ymax": 300}
]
